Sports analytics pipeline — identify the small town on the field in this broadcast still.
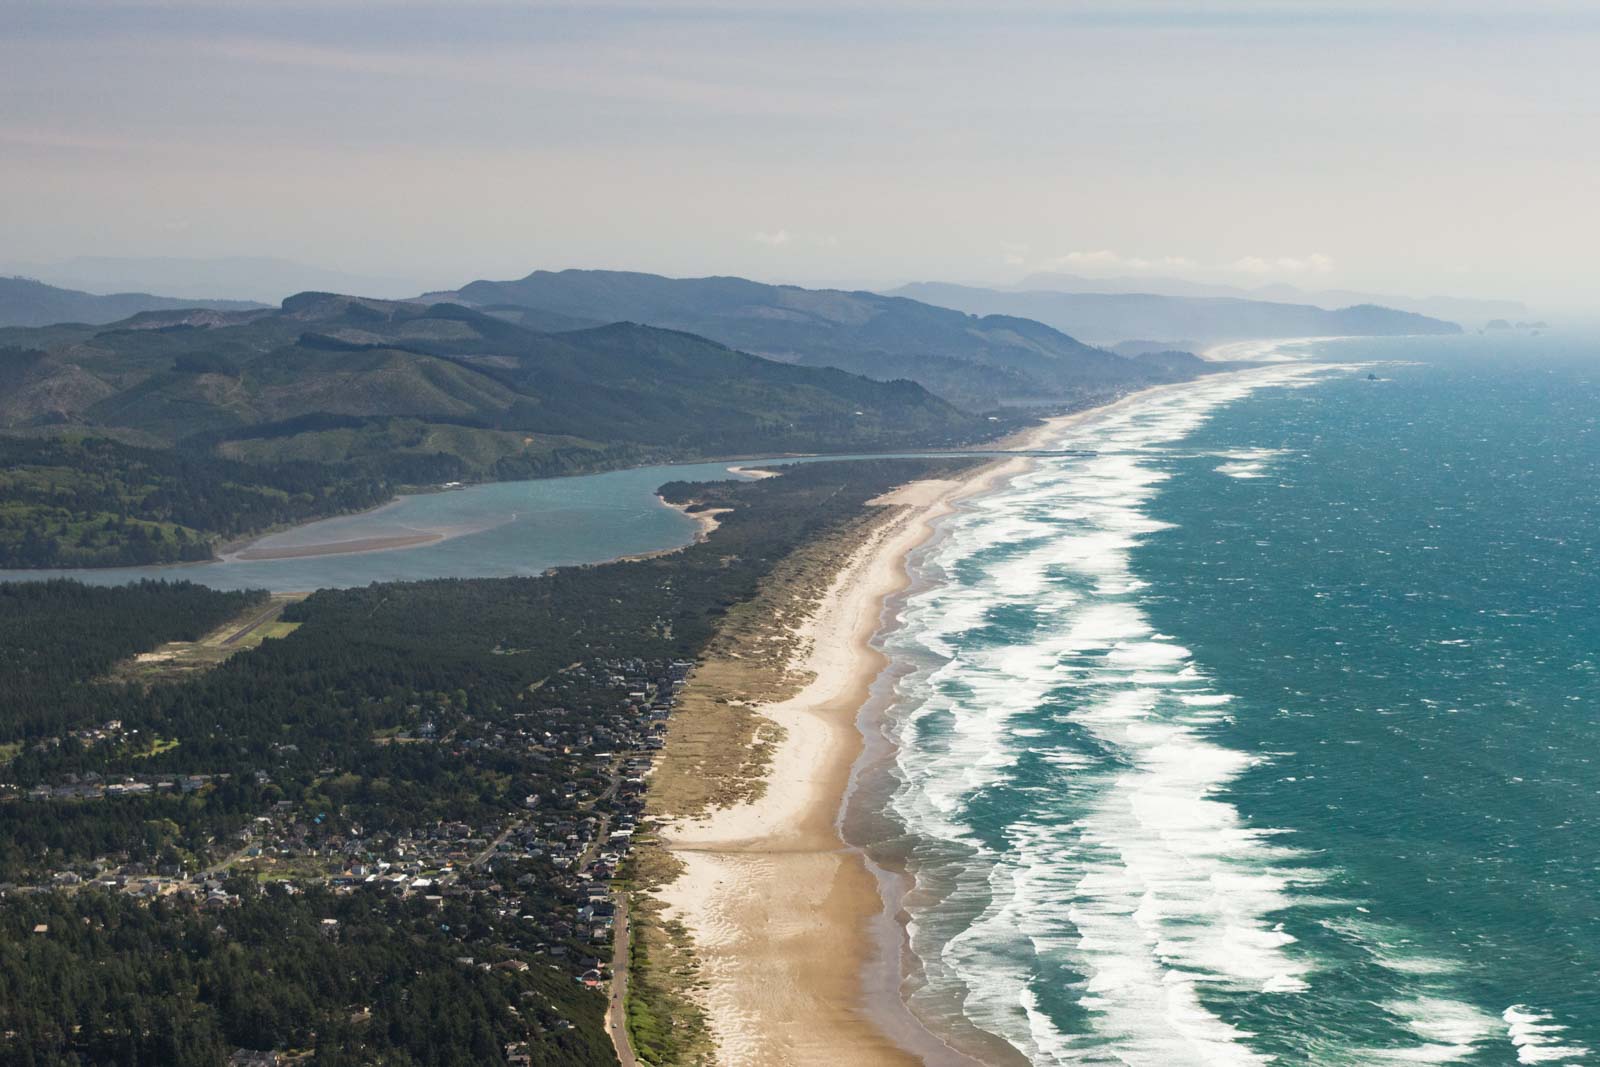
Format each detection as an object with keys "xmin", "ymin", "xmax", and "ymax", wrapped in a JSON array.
[{"xmin": 0, "ymin": 656, "xmax": 691, "ymax": 1010}]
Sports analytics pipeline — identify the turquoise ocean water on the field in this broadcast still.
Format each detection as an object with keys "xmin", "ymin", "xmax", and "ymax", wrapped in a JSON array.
[{"xmin": 860, "ymin": 334, "xmax": 1600, "ymax": 1065}]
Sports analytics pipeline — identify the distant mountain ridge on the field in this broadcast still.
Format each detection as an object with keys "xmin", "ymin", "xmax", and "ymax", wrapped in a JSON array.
[
  {"xmin": 885, "ymin": 281, "xmax": 1463, "ymax": 348},
  {"xmin": 431, "ymin": 268, "xmax": 1212, "ymax": 410},
  {"xmin": 0, "ymin": 290, "xmax": 1000, "ymax": 567},
  {"xmin": 0, "ymin": 291, "xmax": 981, "ymax": 473},
  {"xmin": 0, "ymin": 276, "xmax": 265, "ymax": 328},
  {"xmin": 5, "ymin": 256, "xmax": 435, "ymax": 304},
  {"xmin": 1012, "ymin": 271, "xmax": 1520, "ymax": 327}
]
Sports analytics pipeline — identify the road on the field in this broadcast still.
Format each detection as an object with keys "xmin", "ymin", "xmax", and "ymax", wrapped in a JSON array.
[
  {"xmin": 453, "ymin": 818, "xmax": 524, "ymax": 878},
  {"xmin": 606, "ymin": 892, "xmax": 638, "ymax": 1067},
  {"xmin": 218, "ymin": 598, "xmax": 290, "ymax": 646}
]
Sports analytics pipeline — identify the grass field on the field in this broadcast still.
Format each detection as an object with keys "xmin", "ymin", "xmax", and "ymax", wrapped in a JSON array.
[
  {"xmin": 108, "ymin": 593, "xmax": 308, "ymax": 684},
  {"xmin": 130, "ymin": 737, "xmax": 180, "ymax": 759}
]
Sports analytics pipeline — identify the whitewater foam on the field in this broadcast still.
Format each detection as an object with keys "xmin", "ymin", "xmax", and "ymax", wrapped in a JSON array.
[
  {"xmin": 881, "ymin": 365, "xmax": 1355, "ymax": 1063},
  {"xmin": 869, "ymin": 359, "xmax": 1560, "ymax": 1065},
  {"xmin": 1504, "ymin": 1005, "xmax": 1591, "ymax": 1065}
]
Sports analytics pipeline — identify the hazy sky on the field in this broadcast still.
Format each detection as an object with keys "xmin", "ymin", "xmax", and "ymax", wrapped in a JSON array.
[{"xmin": 3, "ymin": 1, "xmax": 1598, "ymax": 306}]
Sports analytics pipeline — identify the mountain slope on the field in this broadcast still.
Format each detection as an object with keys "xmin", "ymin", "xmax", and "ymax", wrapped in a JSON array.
[
  {"xmin": 1014, "ymin": 271, "xmax": 1525, "ymax": 327},
  {"xmin": 6, "ymin": 255, "xmax": 431, "ymax": 304},
  {"xmin": 434, "ymin": 269, "xmax": 1188, "ymax": 410},
  {"xmin": 0, "ymin": 292, "xmax": 982, "ymax": 465},
  {"xmin": 0, "ymin": 276, "xmax": 265, "ymax": 328},
  {"xmin": 0, "ymin": 291, "xmax": 987, "ymax": 566},
  {"xmin": 887, "ymin": 282, "xmax": 1462, "ymax": 347}
]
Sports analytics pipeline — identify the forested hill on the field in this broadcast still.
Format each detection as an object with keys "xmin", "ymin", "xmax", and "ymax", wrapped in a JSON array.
[
  {"xmin": 0, "ymin": 292, "xmax": 985, "ymax": 567},
  {"xmin": 432, "ymin": 268, "xmax": 1207, "ymax": 411},
  {"xmin": 0, "ymin": 276, "xmax": 264, "ymax": 328},
  {"xmin": 0, "ymin": 293, "xmax": 977, "ymax": 458},
  {"xmin": 887, "ymin": 281, "xmax": 1463, "ymax": 347}
]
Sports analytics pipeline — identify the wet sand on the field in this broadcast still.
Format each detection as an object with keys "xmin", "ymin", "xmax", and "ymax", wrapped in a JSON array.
[{"xmin": 230, "ymin": 532, "xmax": 444, "ymax": 560}]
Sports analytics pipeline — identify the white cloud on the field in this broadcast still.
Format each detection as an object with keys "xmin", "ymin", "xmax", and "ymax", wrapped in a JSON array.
[
  {"xmin": 1230, "ymin": 253, "xmax": 1335, "ymax": 274},
  {"xmin": 1048, "ymin": 249, "xmax": 1124, "ymax": 268},
  {"xmin": 753, "ymin": 229, "xmax": 839, "ymax": 249},
  {"xmin": 1024, "ymin": 249, "xmax": 1334, "ymax": 282},
  {"xmin": 999, "ymin": 241, "xmax": 1030, "ymax": 266},
  {"xmin": 1037, "ymin": 250, "xmax": 1202, "ymax": 273}
]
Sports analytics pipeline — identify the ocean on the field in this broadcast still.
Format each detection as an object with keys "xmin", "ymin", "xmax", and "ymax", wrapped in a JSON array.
[{"xmin": 856, "ymin": 333, "xmax": 1600, "ymax": 1065}]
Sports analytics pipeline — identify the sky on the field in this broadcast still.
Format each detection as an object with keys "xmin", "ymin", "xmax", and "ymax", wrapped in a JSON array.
[{"xmin": 2, "ymin": 1, "xmax": 1598, "ymax": 307}]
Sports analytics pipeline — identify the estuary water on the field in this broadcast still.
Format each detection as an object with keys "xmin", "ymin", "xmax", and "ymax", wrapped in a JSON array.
[
  {"xmin": 861, "ymin": 333, "xmax": 1600, "ymax": 1065},
  {"xmin": 0, "ymin": 459, "xmax": 757, "ymax": 591},
  {"xmin": 0, "ymin": 452, "xmax": 1033, "ymax": 593}
]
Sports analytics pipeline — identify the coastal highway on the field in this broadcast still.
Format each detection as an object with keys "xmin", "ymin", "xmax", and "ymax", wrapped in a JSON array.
[{"xmin": 607, "ymin": 893, "xmax": 638, "ymax": 1067}]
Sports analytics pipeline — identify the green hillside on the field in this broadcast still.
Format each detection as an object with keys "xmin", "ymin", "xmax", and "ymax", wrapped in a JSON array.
[
  {"xmin": 439, "ymin": 269, "xmax": 1194, "ymax": 410},
  {"xmin": 0, "ymin": 292, "xmax": 988, "ymax": 566}
]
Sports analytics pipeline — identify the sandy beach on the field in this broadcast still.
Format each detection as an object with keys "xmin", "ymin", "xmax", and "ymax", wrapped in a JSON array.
[
  {"xmin": 661, "ymin": 499, "xmax": 730, "ymax": 543},
  {"xmin": 651, "ymin": 469, "xmax": 1001, "ymax": 1066},
  {"xmin": 229, "ymin": 531, "xmax": 445, "ymax": 560},
  {"xmin": 645, "ymin": 387, "xmax": 1235, "ymax": 1065},
  {"xmin": 649, "ymin": 404, "xmax": 1136, "ymax": 1064}
]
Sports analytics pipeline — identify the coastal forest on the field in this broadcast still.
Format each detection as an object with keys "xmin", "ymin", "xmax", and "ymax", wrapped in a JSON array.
[
  {"xmin": 0, "ymin": 457, "xmax": 977, "ymax": 1065},
  {"xmin": 0, "ymin": 436, "xmax": 395, "ymax": 569}
]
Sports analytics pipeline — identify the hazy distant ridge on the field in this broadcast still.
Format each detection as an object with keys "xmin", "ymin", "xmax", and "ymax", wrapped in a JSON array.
[
  {"xmin": 436, "ymin": 268, "xmax": 1208, "ymax": 410},
  {"xmin": 1015, "ymin": 271, "xmax": 1525, "ymax": 326},
  {"xmin": 0, "ymin": 276, "xmax": 265, "ymax": 328},
  {"xmin": 886, "ymin": 281, "xmax": 1463, "ymax": 347}
]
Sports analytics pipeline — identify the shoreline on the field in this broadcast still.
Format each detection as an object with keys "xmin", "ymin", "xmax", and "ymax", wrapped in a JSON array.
[
  {"xmin": 645, "ymin": 369, "xmax": 1310, "ymax": 1065},
  {"xmin": 644, "ymin": 392, "xmax": 1148, "ymax": 1064},
  {"xmin": 845, "ymin": 362, "xmax": 1338, "ymax": 1063},
  {"xmin": 612, "ymin": 498, "xmax": 731, "ymax": 563},
  {"xmin": 650, "ymin": 464, "xmax": 1013, "ymax": 1065}
]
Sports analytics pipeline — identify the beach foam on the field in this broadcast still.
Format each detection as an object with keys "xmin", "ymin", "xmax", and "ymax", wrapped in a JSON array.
[
  {"xmin": 1504, "ymin": 1006, "xmax": 1591, "ymax": 1065},
  {"xmin": 881, "ymin": 365, "xmax": 1349, "ymax": 1063}
]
